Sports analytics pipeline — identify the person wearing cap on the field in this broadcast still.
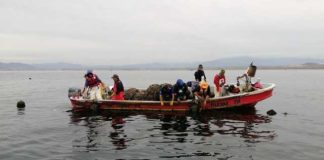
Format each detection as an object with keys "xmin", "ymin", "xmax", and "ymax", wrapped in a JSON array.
[
  {"xmin": 213, "ymin": 69, "xmax": 226, "ymax": 96},
  {"xmin": 192, "ymin": 80, "xmax": 211, "ymax": 107},
  {"xmin": 171, "ymin": 79, "xmax": 190, "ymax": 105},
  {"xmin": 111, "ymin": 74, "xmax": 125, "ymax": 100},
  {"xmin": 159, "ymin": 84, "xmax": 173, "ymax": 106},
  {"xmin": 82, "ymin": 70, "xmax": 104, "ymax": 100},
  {"xmin": 194, "ymin": 64, "xmax": 207, "ymax": 82}
]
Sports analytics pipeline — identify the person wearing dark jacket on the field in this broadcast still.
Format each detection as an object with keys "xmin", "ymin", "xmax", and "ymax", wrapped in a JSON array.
[
  {"xmin": 194, "ymin": 64, "xmax": 206, "ymax": 82},
  {"xmin": 171, "ymin": 79, "xmax": 190, "ymax": 105},
  {"xmin": 160, "ymin": 84, "xmax": 173, "ymax": 106}
]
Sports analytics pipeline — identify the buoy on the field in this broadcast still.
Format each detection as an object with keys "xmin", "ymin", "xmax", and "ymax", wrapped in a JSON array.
[
  {"xmin": 29, "ymin": 78, "xmax": 32, "ymax": 80},
  {"xmin": 17, "ymin": 100, "xmax": 26, "ymax": 108},
  {"xmin": 267, "ymin": 109, "xmax": 277, "ymax": 116}
]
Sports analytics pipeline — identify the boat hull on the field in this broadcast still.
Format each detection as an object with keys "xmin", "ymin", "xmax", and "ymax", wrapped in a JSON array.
[{"xmin": 69, "ymin": 83, "xmax": 275, "ymax": 112}]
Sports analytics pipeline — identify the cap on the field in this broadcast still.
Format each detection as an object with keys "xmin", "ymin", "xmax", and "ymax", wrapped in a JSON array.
[
  {"xmin": 111, "ymin": 74, "xmax": 119, "ymax": 79},
  {"xmin": 199, "ymin": 80, "xmax": 209, "ymax": 89},
  {"xmin": 176, "ymin": 79, "xmax": 184, "ymax": 87}
]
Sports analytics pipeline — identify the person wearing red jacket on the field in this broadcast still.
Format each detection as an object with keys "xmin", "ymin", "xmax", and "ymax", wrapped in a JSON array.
[
  {"xmin": 111, "ymin": 74, "xmax": 125, "ymax": 100},
  {"xmin": 213, "ymin": 69, "xmax": 226, "ymax": 96}
]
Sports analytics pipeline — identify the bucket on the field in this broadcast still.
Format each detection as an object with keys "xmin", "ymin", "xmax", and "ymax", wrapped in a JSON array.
[{"xmin": 247, "ymin": 63, "xmax": 257, "ymax": 77}]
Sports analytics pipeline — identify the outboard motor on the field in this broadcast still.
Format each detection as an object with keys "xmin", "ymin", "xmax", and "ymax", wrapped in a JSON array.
[{"xmin": 68, "ymin": 88, "xmax": 81, "ymax": 98}]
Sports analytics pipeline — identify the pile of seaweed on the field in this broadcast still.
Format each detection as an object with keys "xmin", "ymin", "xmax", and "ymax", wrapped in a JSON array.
[{"xmin": 124, "ymin": 83, "xmax": 172, "ymax": 101}]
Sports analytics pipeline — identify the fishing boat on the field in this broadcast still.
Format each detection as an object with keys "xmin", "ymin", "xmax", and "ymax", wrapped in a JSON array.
[{"xmin": 69, "ymin": 83, "xmax": 275, "ymax": 112}]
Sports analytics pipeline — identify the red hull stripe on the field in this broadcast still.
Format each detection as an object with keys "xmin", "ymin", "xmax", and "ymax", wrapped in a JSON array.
[{"xmin": 70, "ymin": 84, "xmax": 274, "ymax": 112}]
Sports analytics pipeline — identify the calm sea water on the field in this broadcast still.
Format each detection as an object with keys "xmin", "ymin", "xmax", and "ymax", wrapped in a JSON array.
[{"xmin": 0, "ymin": 70, "xmax": 324, "ymax": 160}]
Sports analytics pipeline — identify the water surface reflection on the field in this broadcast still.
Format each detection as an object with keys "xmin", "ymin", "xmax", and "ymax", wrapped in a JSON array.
[{"xmin": 69, "ymin": 108, "xmax": 276, "ymax": 158}]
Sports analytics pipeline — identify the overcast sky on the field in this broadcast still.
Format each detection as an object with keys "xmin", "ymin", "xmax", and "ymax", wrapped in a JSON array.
[{"xmin": 1, "ymin": 0, "xmax": 324, "ymax": 65}]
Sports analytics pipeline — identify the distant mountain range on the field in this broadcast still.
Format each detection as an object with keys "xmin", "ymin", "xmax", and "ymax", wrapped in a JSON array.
[
  {"xmin": 203, "ymin": 56, "xmax": 324, "ymax": 67},
  {"xmin": 0, "ymin": 62, "xmax": 36, "ymax": 70},
  {"xmin": 0, "ymin": 62, "xmax": 84, "ymax": 70},
  {"xmin": 1, "ymin": 57, "xmax": 324, "ymax": 70}
]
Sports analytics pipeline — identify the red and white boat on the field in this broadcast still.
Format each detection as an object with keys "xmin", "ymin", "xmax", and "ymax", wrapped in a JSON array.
[{"xmin": 69, "ymin": 83, "xmax": 275, "ymax": 112}]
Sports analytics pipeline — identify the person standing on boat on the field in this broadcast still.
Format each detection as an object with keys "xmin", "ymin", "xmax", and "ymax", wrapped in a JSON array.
[
  {"xmin": 237, "ymin": 63, "xmax": 257, "ymax": 92},
  {"xmin": 171, "ymin": 79, "xmax": 190, "ymax": 104},
  {"xmin": 237, "ymin": 73, "xmax": 252, "ymax": 92},
  {"xmin": 111, "ymin": 74, "xmax": 125, "ymax": 100},
  {"xmin": 82, "ymin": 70, "xmax": 104, "ymax": 100},
  {"xmin": 160, "ymin": 84, "xmax": 173, "ymax": 106},
  {"xmin": 194, "ymin": 64, "xmax": 206, "ymax": 82},
  {"xmin": 213, "ymin": 69, "xmax": 226, "ymax": 96},
  {"xmin": 192, "ymin": 80, "xmax": 211, "ymax": 107}
]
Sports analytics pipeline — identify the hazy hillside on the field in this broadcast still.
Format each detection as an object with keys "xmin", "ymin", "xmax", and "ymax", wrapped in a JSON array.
[
  {"xmin": 0, "ymin": 62, "xmax": 35, "ymax": 70},
  {"xmin": 33, "ymin": 63, "xmax": 85, "ymax": 70},
  {"xmin": 1, "ymin": 57, "xmax": 324, "ymax": 70},
  {"xmin": 203, "ymin": 57, "xmax": 324, "ymax": 68},
  {"xmin": 109, "ymin": 57, "xmax": 324, "ymax": 69}
]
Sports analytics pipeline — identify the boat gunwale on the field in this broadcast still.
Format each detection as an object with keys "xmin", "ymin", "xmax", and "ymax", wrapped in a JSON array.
[{"xmin": 70, "ymin": 83, "xmax": 275, "ymax": 105}]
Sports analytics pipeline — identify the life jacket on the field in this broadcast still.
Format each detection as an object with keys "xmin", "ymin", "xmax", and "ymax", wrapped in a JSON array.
[
  {"xmin": 112, "ymin": 81, "xmax": 125, "ymax": 100},
  {"xmin": 87, "ymin": 74, "xmax": 100, "ymax": 87},
  {"xmin": 198, "ymin": 88, "xmax": 209, "ymax": 98},
  {"xmin": 214, "ymin": 74, "xmax": 226, "ymax": 92}
]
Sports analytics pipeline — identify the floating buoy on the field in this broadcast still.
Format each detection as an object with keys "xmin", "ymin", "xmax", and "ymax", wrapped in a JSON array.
[
  {"xmin": 29, "ymin": 78, "xmax": 32, "ymax": 80},
  {"xmin": 267, "ymin": 109, "xmax": 277, "ymax": 116},
  {"xmin": 17, "ymin": 100, "xmax": 26, "ymax": 108}
]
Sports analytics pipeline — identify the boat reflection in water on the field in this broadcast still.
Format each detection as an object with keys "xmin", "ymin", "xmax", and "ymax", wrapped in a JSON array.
[
  {"xmin": 109, "ymin": 116, "xmax": 127, "ymax": 150},
  {"xmin": 69, "ymin": 107, "xmax": 276, "ymax": 157},
  {"xmin": 193, "ymin": 109, "xmax": 275, "ymax": 143}
]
